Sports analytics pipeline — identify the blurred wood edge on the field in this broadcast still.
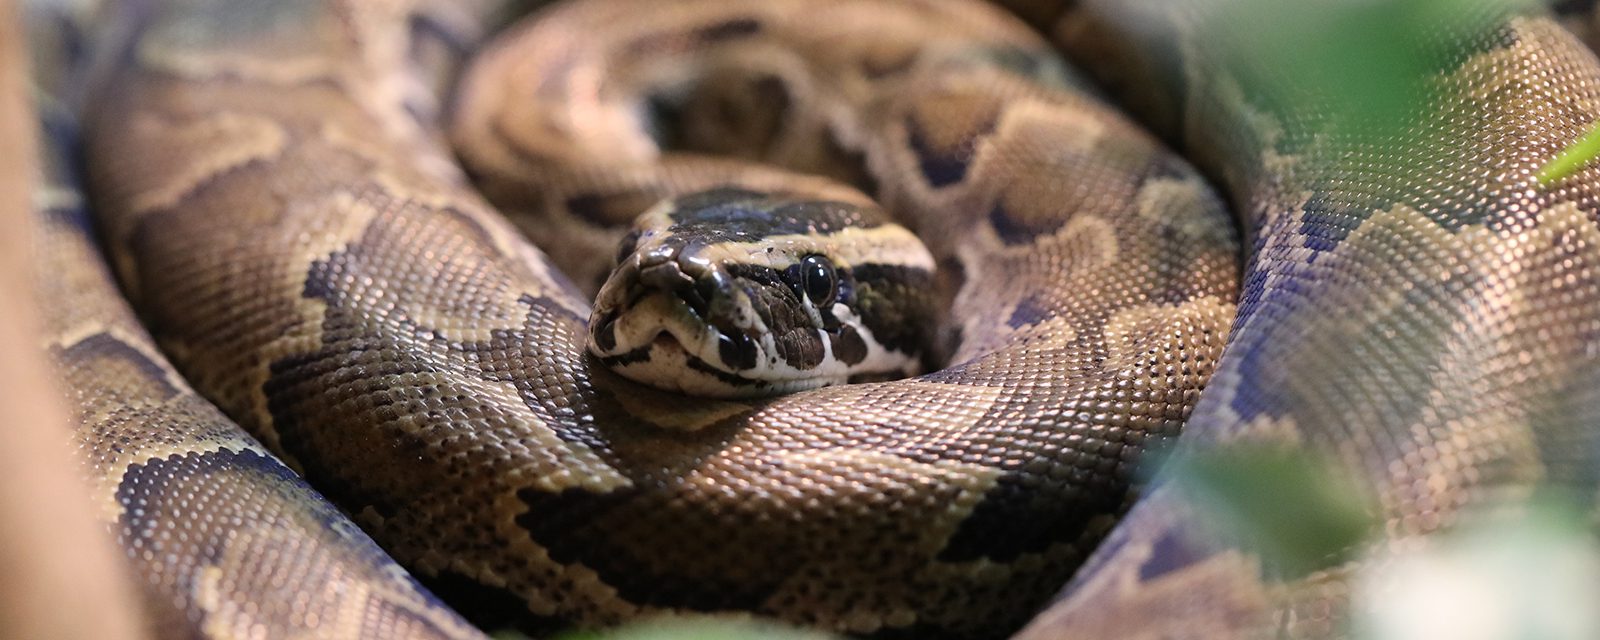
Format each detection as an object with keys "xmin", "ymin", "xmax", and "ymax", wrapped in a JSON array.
[{"xmin": 0, "ymin": 0, "xmax": 147, "ymax": 637}]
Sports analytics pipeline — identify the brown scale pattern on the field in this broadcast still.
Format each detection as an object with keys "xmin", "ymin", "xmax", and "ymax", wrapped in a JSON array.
[
  {"xmin": 76, "ymin": 0, "xmax": 1234, "ymax": 638},
  {"xmin": 38, "ymin": 0, "xmax": 1600, "ymax": 637},
  {"xmin": 1013, "ymin": 1, "xmax": 1600, "ymax": 639},
  {"xmin": 31, "ymin": 99, "xmax": 483, "ymax": 638}
]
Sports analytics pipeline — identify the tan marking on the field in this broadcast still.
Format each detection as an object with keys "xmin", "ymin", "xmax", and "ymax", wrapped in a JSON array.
[
  {"xmin": 1102, "ymin": 295, "xmax": 1234, "ymax": 373},
  {"xmin": 693, "ymin": 225, "xmax": 937, "ymax": 273},
  {"xmin": 196, "ymin": 522, "xmax": 478, "ymax": 639},
  {"xmin": 364, "ymin": 366, "xmax": 631, "ymax": 495},
  {"xmin": 992, "ymin": 97, "xmax": 1111, "ymax": 153},
  {"xmin": 362, "ymin": 167, "xmax": 592, "ymax": 318},
  {"xmin": 125, "ymin": 111, "xmax": 287, "ymax": 217},
  {"xmin": 815, "ymin": 379, "xmax": 1009, "ymax": 431},
  {"xmin": 136, "ymin": 0, "xmax": 347, "ymax": 85},
  {"xmin": 1135, "ymin": 176, "xmax": 1235, "ymax": 245}
]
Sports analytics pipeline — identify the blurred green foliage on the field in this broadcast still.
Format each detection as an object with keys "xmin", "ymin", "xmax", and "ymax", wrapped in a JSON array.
[
  {"xmin": 1161, "ymin": 445, "xmax": 1379, "ymax": 579},
  {"xmin": 1210, "ymin": 0, "xmax": 1600, "ymax": 183},
  {"xmin": 1161, "ymin": 439, "xmax": 1600, "ymax": 640},
  {"xmin": 1354, "ymin": 488, "xmax": 1600, "ymax": 640},
  {"xmin": 1211, "ymin": 0, "xmax": 1528, "ymax": 135}
]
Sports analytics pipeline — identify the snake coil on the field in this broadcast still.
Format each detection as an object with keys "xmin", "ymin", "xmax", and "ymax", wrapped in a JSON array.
[{"xmin": 19, "ymin": 0, "xmax": 1600, "ymax": 638}]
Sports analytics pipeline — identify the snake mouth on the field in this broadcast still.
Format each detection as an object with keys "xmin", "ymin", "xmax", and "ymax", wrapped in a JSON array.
[
  {"xmin": 588, "ymin": 289, "xmax": 784, "ymax": 396},
  {"xmin": 586, "ymin": 243, "xmax": 769, "ymax": 389},
  {"xmin": 590, "ymin": 289, "xmax": 758, "ymax": 365},
  {"xmin": 588, "ymin": 234, "xmax": 767, "ymax": 369}
]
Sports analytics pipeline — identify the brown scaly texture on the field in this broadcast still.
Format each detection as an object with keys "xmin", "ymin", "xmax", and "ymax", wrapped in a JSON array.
[
  {"xmin": 34, "ymin": 110, "xmax": 489, "ymax": 640},
  {"xmin": 79, "ymin": 0, "xmax": 1235, "ymax": 637},
  {"xmin": 25, "ymin": 6, "xmax": 489, "ymax": 639},
  {"xmin": 1007, "ymin": 1, "xmax": 1600, "ymax": 638}
]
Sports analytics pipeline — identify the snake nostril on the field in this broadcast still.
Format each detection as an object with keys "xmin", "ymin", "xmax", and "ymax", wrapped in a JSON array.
[
  {"xmin": 696, "ymin": 272, "xmax": 723, "ymax": 303},
  {"xmin": 592, "ymin": 312, "xmax": 619, "ymax": 352},
  {"xmin": 638, "ymin": 259, "xmax": 695, "ymax": 294},
  {"xmin": 691, "ymin": 269, "xmax": 735, "ymax": 315},
  {"xmin": 717, "ymin": 330, "xmax": 758, "ymax": 370},
  {"xmin": 679, "ymin": 286, "xmax": 710, "ymax": 317}
]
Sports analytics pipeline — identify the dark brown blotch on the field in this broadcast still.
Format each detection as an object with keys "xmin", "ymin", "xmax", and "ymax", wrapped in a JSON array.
[{"xmin": 830, "ymin": 324, "xmax": 868, "ymax": 365}]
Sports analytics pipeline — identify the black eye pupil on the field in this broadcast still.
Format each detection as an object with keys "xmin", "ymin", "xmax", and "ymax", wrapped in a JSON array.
[{"xmin": 801, "ymin": 255, "xmax": 837, "ymax": 306}]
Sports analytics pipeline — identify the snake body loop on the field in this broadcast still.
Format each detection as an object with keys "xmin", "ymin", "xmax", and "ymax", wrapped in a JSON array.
[
  {"xmin": 28, "ymin": 13, "xmax": 486, "ymax": 638},
  {"xmin": 77, "ymin": 0, "xmax": 1235, "ymax": 636},
  {"xmin": 27, "ymin": 0, "xmax": 1600, "ymax": 637},
  {"xmin": 1014, "ymin": 1, "xmax": 1600, "ymax": 637}
]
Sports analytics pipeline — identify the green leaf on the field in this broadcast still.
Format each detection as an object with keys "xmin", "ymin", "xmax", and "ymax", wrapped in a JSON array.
[
  {"xmin": 1164, "ymin": 445, "xmax": 1379, "ymax": 579},
  {"xmin": 1539, "ymin": 120, "xmax": 1600, "ymax": 185}
]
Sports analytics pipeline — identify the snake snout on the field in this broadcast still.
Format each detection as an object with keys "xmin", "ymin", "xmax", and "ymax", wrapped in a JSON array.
[
  {"xmin": 631, "ymin": 242, "xmax": 741, "ymax": 322},
  {"xmin": 636, "ymin": 249, "xmax": 695, "ymax": 293},
  {"xmin": 588, "ymin": 237, "xmax": 749, "ymax": 365}
]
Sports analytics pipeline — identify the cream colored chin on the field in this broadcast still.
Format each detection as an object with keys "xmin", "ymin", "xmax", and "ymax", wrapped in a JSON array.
[
  {"xmin": 590, "ymin": 292, "xmax": 921, "ymax": 398},
  {"xmin": 590, "ymin": 297, "xmax": 845, "ymax": 397},
  {"xmin": 608, "ymin": 340, "xmax": 840, "ymax": 399}
]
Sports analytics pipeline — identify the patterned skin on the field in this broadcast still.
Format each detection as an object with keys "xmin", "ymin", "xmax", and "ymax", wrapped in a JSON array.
[
  {"xmin": 27, "ymin": 22, "xmax": 487, "ymax": 640},
  {"xmin": 24, "ymin": 0, "xmax": 1600, "ymax": 637},
  {"xmin": 1004, "ymin": 1, "xmax": 1600, "ymax": 638},
  {"xmin": 72, "ymin": 0, "xmax": 1234, "ymax": 637}
]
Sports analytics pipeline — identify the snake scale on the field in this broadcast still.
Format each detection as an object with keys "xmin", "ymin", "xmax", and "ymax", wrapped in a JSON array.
[{"xmin": 16, "ymin": 0, "xmax": 1600, "ymax": 638}]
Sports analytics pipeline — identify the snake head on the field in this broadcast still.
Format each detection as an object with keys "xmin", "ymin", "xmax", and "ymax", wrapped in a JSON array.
[{"xmin": 588, "ymin": 187, "xmax": 936, "ymax": 397}]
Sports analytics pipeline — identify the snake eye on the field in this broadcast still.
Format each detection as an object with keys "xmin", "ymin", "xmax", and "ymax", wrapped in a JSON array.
[{"xmin": 800, "ymin": 254, "xmax": 837, "ymax": 307}]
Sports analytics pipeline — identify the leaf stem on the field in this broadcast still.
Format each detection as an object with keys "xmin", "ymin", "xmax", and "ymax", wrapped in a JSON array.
[{"xmin": 1538, "ymin": 120, "xmax": 1600, "ymax": 185}]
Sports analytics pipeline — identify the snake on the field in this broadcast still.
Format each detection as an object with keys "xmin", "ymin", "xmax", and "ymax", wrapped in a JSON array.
[
  {"xmin": 26, "ymin": 6, "xmax": 490, "ymax": 639},
  {"xmin": 16, "ymin": 0, "xmax": 1600, "ymax": 638}
]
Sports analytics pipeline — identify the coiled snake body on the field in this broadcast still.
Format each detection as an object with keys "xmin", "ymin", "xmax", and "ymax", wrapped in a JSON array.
[{"xmin": 23, "ymin": 0, "xmax": 1600, "ymax": 638}]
